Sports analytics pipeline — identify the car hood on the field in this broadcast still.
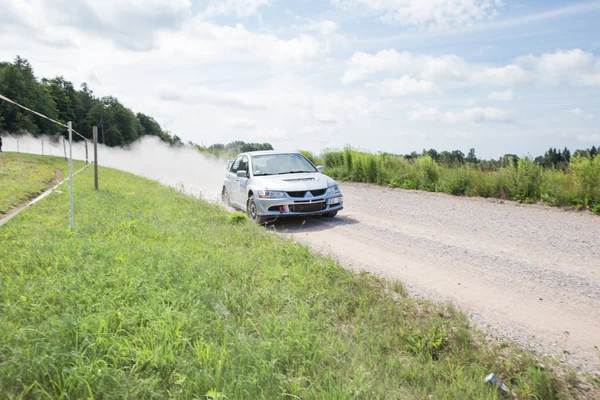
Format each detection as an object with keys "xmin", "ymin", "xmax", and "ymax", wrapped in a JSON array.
[{"xmin": 252, "ymin": 172, "xmax": 335, "ymax": 191}]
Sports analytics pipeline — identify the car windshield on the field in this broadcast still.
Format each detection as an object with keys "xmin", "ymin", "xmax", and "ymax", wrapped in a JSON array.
[{"xmin": 252, "ymin": 153, "xmax": 316, "ymax": 176}]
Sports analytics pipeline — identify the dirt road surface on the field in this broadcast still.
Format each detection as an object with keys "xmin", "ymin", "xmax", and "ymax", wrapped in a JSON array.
[{"xmin": 273, "ymin": 183, "xmax": 600, "ymax": 373}]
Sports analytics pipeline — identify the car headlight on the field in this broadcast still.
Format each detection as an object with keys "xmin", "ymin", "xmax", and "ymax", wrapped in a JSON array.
[
  {"xmin": 258, "ymin": 190, "xmax": 286, "ymax": 199},
  {"xmin": 326, "ymin": 185, "xmax": 341, "ymax": 195}
]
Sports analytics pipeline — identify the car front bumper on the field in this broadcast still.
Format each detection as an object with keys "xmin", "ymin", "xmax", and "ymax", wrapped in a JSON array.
[{"xmin": 254, "ymin": 195, "xmax": 343, "ymax": 217}]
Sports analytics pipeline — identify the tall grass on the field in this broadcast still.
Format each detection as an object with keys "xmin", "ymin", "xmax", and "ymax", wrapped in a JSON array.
[
  {"xmin": 309, "ymin": 148, "xmax": 600, "ymax": 211},
  {"xmin": 0, "ymin": 155, "xmax": 584, "ymax": 399}
]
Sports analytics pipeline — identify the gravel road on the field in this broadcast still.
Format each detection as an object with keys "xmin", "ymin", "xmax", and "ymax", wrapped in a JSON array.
[{"xmin": 273, "ymin": 183, "xmax": 600, "ymax": 373}]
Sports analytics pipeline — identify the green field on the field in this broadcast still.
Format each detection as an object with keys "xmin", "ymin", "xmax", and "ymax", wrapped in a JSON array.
[
  {"xmin": 0, "ymin": 152, "xmax": 85, "ymax": 215},
  {"xmin": 0, "ymin": 154, "xmax": 592, "ymax": 399}
]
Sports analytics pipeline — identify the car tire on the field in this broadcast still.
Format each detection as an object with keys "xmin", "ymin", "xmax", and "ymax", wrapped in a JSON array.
[
  {"xmin": 247, "ymin": 195, "xmax": 268, "ymax": 224},
  {"xmin": 221, "ymin": 187, "xmax": 230, "ymax": 206},
  {"xmin": 323, "ymin": 210, "xmax": 338, "ymax": 218}
]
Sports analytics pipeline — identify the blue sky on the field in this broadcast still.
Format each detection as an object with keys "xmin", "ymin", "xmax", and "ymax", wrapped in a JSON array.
[{"xmin": 1, "ymin": 0, "xmax": 599, "ymax": 158}]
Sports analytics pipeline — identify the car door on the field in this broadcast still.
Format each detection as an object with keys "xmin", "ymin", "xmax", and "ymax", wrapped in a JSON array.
[
  {"xmin": 226, "ymin": 156, "xmax": 242, "ymax": 207},
  {"xmin": 234, "ymin": 155, "xmax": 250, "ymax": 208}
]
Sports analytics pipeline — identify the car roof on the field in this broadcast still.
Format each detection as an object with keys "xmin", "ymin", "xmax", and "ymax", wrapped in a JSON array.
[{"xmin": 244, "ymin": 150, "xmax": 300, "ymax": 157}]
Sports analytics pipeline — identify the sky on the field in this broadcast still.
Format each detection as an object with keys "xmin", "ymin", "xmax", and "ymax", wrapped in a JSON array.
[{"xmin": 1, "ymin": 0, "xmax": 599, "ymax": 159}]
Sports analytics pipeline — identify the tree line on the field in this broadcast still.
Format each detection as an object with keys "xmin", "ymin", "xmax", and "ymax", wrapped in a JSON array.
[
  {"xmin": 194, "ymin": 141, "xmax": 274, "ymax": 156},
  {"xmin": 400, "ymin": 146, "xmax": 597, "ymax": 171},
  {"xmin": 0, "ymin": 56, "xmax": 181, "ymax": 147}
]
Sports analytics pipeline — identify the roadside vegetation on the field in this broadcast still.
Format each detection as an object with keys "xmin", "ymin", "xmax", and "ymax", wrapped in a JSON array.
[
  {"xmin": 0, "ymin": 154, "xmax": 594, "ymax": 399},
  {"xmin": 193, "ymin": 140, "xmax": 274, "ymax": 158},
  {"xmin": 301, "ymin": 147, "xmax": 600, "ymax": 214},
  {"xmin": 0, "ymin": 152, "xmax": 84, "ymax": 215}
]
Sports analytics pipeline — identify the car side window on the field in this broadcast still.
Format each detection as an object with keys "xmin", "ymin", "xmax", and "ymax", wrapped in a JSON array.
[
  {"xmin": 230, "ymin": 157, "xmax": 241, "ymax": 173},
  {"xmin": 238, "ymin": 156, "xmax": 249, "ymax": 174}
]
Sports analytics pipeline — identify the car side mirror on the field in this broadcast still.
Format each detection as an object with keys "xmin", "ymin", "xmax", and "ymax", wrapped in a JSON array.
[
  {"xmin": 237, "ymin": 170, "xmax": 248, "ymax": 178},
  {"xmin": 316, "ymin": 166, "xmax": 325, "ymax": 173}
]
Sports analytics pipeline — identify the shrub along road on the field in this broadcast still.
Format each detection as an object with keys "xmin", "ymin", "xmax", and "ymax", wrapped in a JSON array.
[{"xmin": 275, "ymin": 183, "xmax": 600, "ymax": 374}]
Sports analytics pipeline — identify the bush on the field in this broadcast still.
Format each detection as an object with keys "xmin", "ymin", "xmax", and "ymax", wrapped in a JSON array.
[
  {"xmin": 313, "ymin": 148, "xmax": 599, "ymax": 213},
  {"xmin": 322, "ymin": 151, "xmax": 344, "ymax": 169},
  {"xmin": 415, "ymin": 156, "xmax": 440, "ymax": 191},
  {"xmin": 365, "ymin": 155, "xmax": 379, "ymax": 183},
  {"xmin": 514, "ymin": 158, "xmax": 542, "ymax": 202},
  {"xmin": 343, "ymin": 146, "xmax": 353, "ymax": 172},
  {"xmin": 571, "ymin": 155, "xmax": 600, "ymax": 207},
  {"xmin": 442, "ymin": 166, "xmax": 474, "ymax": 196},
  {"xmin": 540, "ymin": 170, "xmax": 577, "ymax": 207},
  {"xmin": 352, "ymin": 156, "xmax": 365, "ymax": 182},
  {"xmin": 299, "ymin": 150, "xmax": 317, "ymax": 165}
]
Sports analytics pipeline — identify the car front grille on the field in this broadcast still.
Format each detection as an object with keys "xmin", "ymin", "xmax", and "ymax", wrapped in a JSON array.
[
  {"xmin": 286, "ymin": 189, "xmax": 327, "ymax": 198},
  {"xmin": 289, "ymin": 202, "xmax": 327, "ymax": 213}
]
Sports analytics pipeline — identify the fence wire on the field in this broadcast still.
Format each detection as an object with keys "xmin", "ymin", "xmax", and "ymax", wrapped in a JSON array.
[{"xmin": 0, "ymin": 93, "xmax": 91, "ymax": 142}]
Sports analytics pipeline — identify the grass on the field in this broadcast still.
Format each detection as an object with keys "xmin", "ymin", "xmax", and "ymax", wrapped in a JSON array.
[
  {"xmin": 308, "ymin": 148, "xmax": 600, "ymax": 213},
  {"xmin": 0, "ymin": 153, "xmax": 59, "ymax": 215},
  {"xmin": 0, "ymin": 152, "xmax": 86, "ymax": 215},
  {"xmin": 0, "ymin": 154, "xmax": 589, "ymax": 399}
]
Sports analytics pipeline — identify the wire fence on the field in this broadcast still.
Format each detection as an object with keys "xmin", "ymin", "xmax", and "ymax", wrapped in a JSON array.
[
  {"xmin": 5, "ymin": 135, "xmax": 89, "ymax": 162},
  {"xmin": 0, "ymin": 92, "xmax": 98, "ymax": 231}
]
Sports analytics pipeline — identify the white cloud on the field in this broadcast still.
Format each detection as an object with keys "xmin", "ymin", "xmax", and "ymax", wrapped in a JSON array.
[
  {"xmin": 567, "ymin": 108, "xmax": 594, "ymax": 120},
  {"xmin": 201, "ymin": 0, "xmax": 271, "ymax": 18},
  {"xmin": 408, "ymin": 106, "xmax": 512, "ymax": 124},
  {"xmin": 331, "ymin": 0, "xmax": 502, "ymax": 30},
  {"xmin": 472, "ymin": 65, "xmax": 527, "ymax": 86},
  {"xmin": 7, "ymin": 0, "xmax": 193, "ymax": 50},
  {"xmin": 517, "ymin": 49, "xmax": 600, "ymax": 86},
  {"xmin": 488, "ymin": 89, "xmax": 513, "ymax": 101},
  {"xmin": 303, "ymin": 20, "xmax": 340, "ymax": 36},
  {"xmin": 342, "ymin": 49, "xmax": 470, "ymax": 84},
  {"xmin": 159, "ymin": 86, "xmax": 266, "ymax": 110},
  {"xmin": 252, "ymin": 128, "xmax": 293, "ymax": 142},
  {"xmin": 576, "ymin": 134, "xmax": 600, "ymax": 142},
  {"xmin": 366, "ymin": 76, "xmax": 439, "ymax": 96},
  {"xmin": 343, "ymin": 48, "xmax": 600, "ymax": 88},
  {"xmin": 309, "ymin": 94, "xmax": 379, "ymax": 124},
  {"xmin": 568, "ymin": 108, "xmax": 584, "ymax": 116},
  {"xmin": 156, "ymin": 19, "xmax": 327, "ymax": 67},
  {"xmin": 445, "ymin": 132, "xmax": 471, "ymax": 139},
  {"xmin": 228, "ymin": 118, "xmax": 258, "ymax": 129}
]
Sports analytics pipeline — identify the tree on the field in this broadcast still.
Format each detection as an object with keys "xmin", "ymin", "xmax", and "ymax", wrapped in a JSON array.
[
  {"xmin": 0, "ymin": 56, "xmax": 60, "ymax": 135},
  {"xmin": 563, "ymin": 147, "xmax": 571, "ymax": 163},
  {"xmin": 466, "ymin": 148, "xmax": 478, "ymax": 164}
]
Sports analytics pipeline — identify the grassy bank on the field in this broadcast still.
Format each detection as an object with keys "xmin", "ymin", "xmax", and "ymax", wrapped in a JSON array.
[
  {"xmin": 301, "ymin": 148, "xmax": 600, "ymax": 214},
  {"xmin": 0, "ymin": 155, "xmax": 590, "ymax": 399},
  {"xmin": 0, "ymin": 152, "xmax": 85, "ymax": 215}
]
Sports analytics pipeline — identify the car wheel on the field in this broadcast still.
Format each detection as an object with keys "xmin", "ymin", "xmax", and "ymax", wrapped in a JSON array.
[
  {"xmin": 247, "ymin": 195, "xmax": 268, "ymax": 224},
  {"xmin": 323, "ymin": 210, "xmax": 338, "ymax": 218},
  {"xmin": 221, "ymin": 187, "xmax": 230, "ymax": 206}
]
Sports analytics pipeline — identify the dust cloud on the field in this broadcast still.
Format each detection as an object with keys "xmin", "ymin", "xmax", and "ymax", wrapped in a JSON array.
[{"xmin": 1, "ymin": 134, "xmax": 228, "ymax": 202}]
